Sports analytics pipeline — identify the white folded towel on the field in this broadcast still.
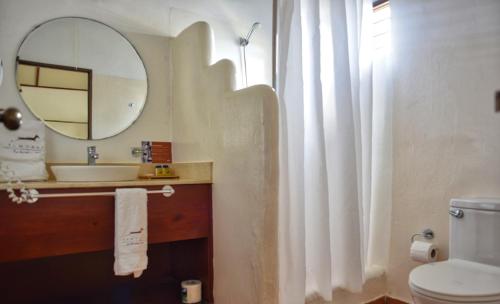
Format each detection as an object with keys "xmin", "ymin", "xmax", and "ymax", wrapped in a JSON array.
[
  {"xmin": 0, "ymin": 160, "xmax": 47, "ymax": 181},
  {"xmin": 114, "ymin": 188, "xmax": 148, "ymax": 278},
  {"xmin": 0, "ymin": 120, "xmax": 48, "ymax": 181},
  {"xmin": 0, "ymin": 120, "xmax": 45, "ymax": 161}
]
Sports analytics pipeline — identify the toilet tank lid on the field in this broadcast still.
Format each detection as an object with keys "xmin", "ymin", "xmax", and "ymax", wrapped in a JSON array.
[{"xmin": 450, "ymin": 198, "xmax": 500, "ymax": 211}]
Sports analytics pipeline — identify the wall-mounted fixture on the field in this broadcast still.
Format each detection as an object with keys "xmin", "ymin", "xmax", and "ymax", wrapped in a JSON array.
[
  {"xmin": 240, "ymin": 22, "xmax": 261, "ymax": 47},
  {"xmin": 0, "ymin": 108, "xmax": 23, "ymax": 130},
  {"xmin": 87, "ymin": 146, "xmax": 99, "ymax": 166},
  {"xmin": 410, "ymin": 228, "xmax": 435, "ymax": 243},
  {"xmin": 0, "ymin": 58, "xmax": 3, "ymax": 86},
  {"xmin": 240, "ymin": 22, "xmax": 261, "ymax": 87},
  {"xmin": 495, "ymin": 91, "xmax": 500, "ymax": 112}
]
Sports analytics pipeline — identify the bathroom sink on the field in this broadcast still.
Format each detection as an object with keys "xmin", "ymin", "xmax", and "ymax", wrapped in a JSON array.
[{"xmin": 51, "ymin": 165, "xmax": 140, "ymax": 182}]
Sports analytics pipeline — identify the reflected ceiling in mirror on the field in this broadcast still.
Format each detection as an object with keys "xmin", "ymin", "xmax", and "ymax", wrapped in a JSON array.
[{"xmin": 16, "ymin": 17, "xmax": 148, "ymax": 140}]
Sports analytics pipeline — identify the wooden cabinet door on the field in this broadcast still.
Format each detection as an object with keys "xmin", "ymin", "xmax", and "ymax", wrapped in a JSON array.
[{"xmin": 0, "ymin": 184, "xmax": 212, "ymax": 262}]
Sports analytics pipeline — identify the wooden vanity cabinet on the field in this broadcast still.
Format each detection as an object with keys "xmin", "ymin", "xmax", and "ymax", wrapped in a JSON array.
[{"xmin": 0, "ymin": 184, "xmax": 213, "ymax": 303}]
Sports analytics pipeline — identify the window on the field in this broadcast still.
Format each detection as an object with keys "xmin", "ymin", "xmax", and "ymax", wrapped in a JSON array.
[{"xmin": 373, "ymin": 0, "xmax": 391, "ymax": 52}]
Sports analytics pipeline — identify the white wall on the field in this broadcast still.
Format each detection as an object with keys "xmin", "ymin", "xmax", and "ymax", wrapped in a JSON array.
[
  {"xmin": 171, "ymin": 22, "xmax": 278, "ymax": 304},
  {"xmin": 387, "ymin": 0, "xmax": 500, "ymax": 301}
]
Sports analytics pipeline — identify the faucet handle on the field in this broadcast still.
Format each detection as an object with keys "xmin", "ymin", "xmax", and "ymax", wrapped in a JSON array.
[
  {"xmin": 87, "ymin": 146, "xmax": 98, "ymax": 165},
  {"xmin": 449, "ymin": 208, "xmax": 464, "ymax": 219},
  {"xmin": 88, "ymin": 146, "xmax": 99, "ymax": 158}
]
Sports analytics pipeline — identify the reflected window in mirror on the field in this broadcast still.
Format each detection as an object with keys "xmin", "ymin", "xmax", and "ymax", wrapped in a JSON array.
[{"xmin": 17, "ymin": 59, "xmax": 92, "ymax": 139}]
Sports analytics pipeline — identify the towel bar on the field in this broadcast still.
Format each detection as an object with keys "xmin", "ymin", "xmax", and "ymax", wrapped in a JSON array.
[{"xmin": 23, "ymin": 185, "xmax": 175, "ymax": 203}]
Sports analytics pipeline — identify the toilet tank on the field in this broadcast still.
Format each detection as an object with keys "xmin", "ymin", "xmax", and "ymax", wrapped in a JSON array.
[{"xmin": 449, "ymin": 198, "xmax": 500, "ymax": 267}]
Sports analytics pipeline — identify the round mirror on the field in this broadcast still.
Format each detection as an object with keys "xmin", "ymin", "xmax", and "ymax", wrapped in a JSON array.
[{"xmin": 16, "ymin": 17, "xmax": 148, "ymax": 140}]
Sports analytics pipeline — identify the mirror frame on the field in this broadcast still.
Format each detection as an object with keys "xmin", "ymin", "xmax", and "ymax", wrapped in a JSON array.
[{"xmin": 15, "ymin": 16, "xmax": 149, "ymax": 140}]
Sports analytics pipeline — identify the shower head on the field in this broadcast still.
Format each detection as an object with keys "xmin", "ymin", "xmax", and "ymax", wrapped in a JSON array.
[{"xmin": 240, "ymin": 22, "xmax": 261, "ymax": 47}]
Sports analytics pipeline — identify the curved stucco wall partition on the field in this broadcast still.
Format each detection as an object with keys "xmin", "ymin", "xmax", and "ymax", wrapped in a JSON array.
[{"xmin": 171, "ymin": 22, "xmax": 279, "ymax": 304}]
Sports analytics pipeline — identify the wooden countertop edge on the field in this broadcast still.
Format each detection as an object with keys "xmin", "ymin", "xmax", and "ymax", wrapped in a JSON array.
[{"xmin": 0, "ymin": 178, "xmax": 212, "ymax": 190}]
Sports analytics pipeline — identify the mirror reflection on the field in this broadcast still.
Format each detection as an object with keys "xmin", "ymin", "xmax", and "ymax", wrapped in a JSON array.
[{"xmin": 16, "ymin": 17, "xmax": 148, "ymax": 140}]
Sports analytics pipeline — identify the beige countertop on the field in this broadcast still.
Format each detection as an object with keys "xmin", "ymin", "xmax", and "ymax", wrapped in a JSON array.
[{"xmin": 0, "ymin": 162, "xmax": 213, "ymax": 190}]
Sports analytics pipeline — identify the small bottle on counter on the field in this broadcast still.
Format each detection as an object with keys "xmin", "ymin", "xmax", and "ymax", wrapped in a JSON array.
[
  {"xmin": 162, "ymin": 165, "xmax": 171, "ymax": 176},
  {"xmin": 155, "ymin": 165, "xmax": 163, "ymax": 177}
]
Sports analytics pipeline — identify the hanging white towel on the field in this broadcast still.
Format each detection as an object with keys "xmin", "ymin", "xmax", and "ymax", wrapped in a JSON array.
[{"xmin": 114, "ymin": 188, "xmax": 148, "ymax": 278}]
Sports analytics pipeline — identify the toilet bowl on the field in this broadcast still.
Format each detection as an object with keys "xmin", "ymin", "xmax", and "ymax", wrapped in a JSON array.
[
  {"xmin": 408, "ymin": 198, "xmax": 500, "ymax": 304},
  {"xmin": 409, "ymin": 259, "xmax": 500, "ymax": 304}
]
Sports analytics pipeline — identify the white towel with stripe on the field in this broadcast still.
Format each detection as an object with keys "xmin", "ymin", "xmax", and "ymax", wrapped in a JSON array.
[{"xmin": 114, "ymin": 188, "xmax": 148, "ymax": 278}]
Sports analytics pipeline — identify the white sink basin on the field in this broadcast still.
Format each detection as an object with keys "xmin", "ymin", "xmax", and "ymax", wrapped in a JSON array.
[{"xmin": 51, "ymin": 165, "xmax": 140, "ymax": 182}]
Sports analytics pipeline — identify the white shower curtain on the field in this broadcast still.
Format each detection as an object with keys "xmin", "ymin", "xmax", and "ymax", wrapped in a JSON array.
[{"xmin": 277, "ymin": 0, "xmax": 393, "ymax": 302}]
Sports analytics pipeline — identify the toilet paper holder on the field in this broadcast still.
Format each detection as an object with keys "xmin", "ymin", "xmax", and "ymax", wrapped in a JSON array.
[{"xmin": 411, "ymin": 228, "xmax": 434, "ymax": 243}]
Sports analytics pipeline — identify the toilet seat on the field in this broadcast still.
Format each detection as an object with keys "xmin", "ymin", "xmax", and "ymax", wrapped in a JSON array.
[{"xmin": 409, "ymin": 259, "xmax": 500, "ymax": 303}]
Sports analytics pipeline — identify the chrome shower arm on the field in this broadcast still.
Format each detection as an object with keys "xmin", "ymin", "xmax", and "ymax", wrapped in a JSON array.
[{"xmin": 240, "ymin": 22, "xmax": 261, "ymax": 47}]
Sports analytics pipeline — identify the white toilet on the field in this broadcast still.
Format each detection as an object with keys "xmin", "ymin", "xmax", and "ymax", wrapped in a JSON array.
[{"xmin": 409, "ymin": 198, "xmax": 500, "ymax": 304}]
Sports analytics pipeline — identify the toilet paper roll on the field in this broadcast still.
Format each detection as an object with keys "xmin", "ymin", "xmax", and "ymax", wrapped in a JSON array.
[
  {"xmin": 411, "ymin": 241, "xmax": 438, "ymax": 263},
  {"xmin": 181, "ymin": 280, "xmax": 202, "ymax": 303}
]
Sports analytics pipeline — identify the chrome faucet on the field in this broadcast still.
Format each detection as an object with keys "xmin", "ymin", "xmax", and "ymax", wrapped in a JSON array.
[{"xmin": 87, "ymin": 146, "xmax": 99, "ymax": 165}]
